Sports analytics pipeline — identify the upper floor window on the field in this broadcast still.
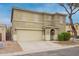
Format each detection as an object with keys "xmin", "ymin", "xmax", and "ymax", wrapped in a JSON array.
[
  {"xmin": 33, "ymin": 14, "xmax": 40, "ymax": 22},
  {"xmin": 21, "ymin": 15, "xmax": 26, "ymax": 20},
  {"xmin": 60, "ymin": 20, "xmax": 64, "ymax": 24},
  {"xmin": 56, "ymin": 15, "xmax": 64, "ymax": 20},
  {"xmin": 48, "ymin": 16, "xmax": 52, "ymax": 21}
]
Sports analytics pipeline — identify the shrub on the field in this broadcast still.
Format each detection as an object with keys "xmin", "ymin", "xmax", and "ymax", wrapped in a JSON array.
[{"xmin": 58, "ymin": 32, "xmax": 71, "ymax": 41}]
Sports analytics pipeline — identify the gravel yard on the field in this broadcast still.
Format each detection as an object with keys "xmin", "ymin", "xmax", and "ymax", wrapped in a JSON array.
[
  {"xmin": 52, "ymin": 40, "xmax": 79, "ymax": 46},
  {"xmin": 0, "ymin": 41, "xmax": 22, "ymax": 54}
]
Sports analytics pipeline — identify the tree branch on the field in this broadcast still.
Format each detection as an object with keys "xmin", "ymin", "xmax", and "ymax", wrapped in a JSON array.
[
  {"xmin": 72, "ymin": 7, "xmax": 77, "ymax": 11},
  {"xmin": 69, "ymin": 4, "xmax": 73, "ymax": 14},
  {"xmin": 72, "ymin": 8, "xmax": 79, "ymax": 15},
  {"xmin": 59, "ymin": 4, "xmax": 70, "ymax": 14}
]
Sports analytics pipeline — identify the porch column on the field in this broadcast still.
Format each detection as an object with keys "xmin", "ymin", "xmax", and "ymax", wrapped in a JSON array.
[
  {"xmin": 45, "ymin": 28, "xmax": 51, "ymax": 41},
  {"xmin": 53, "ymin": 28, "xmax": 59, "ymax": 40}
]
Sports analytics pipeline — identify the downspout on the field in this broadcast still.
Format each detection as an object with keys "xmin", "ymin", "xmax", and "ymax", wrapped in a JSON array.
[{"xmin": 42, "ymin": 13, "xmax": 45, "ymax": 41}]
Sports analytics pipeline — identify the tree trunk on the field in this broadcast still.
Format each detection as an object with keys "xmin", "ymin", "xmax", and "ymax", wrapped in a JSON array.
[{"xmin": 69, "ymin": 15, "xmax": 77, "ymax": 38}]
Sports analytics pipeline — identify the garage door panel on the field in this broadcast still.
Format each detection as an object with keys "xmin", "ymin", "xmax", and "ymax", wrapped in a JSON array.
[{"xmin": 16, "ymin": 30, "xmax": 43, "ymax": 42}]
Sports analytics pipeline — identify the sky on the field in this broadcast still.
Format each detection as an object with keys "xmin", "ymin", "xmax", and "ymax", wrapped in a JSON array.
[{"xmin": 0, "ymin": 3, "xmax": 79, "ymax": 26}]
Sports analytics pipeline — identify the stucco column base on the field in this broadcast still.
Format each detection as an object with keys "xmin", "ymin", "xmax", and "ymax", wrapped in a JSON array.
[
  {"xmin": 53, "ymin": 28, "xmax": 58, "ymax": 41},
  {"xmin": 45, "ymin": 28, "xmax": 51, "ymax": 41},
  {"xmin": 53, "ymin": 34, "xmax": 58, "ymax": 41}
]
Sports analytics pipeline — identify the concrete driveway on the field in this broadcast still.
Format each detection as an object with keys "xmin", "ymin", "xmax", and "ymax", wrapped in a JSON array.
[{"xmin": 18, "ymin": 41, "xmax": 79, "ymax": 54}]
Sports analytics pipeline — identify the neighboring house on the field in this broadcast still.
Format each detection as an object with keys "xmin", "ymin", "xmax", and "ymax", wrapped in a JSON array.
[
  {"xmin": 11, "ymin": 8, "xmax": 66, "ymax": 42},
  {"xmin": 66, "ymin": 23, "xmax": 79, "ymax": 36},
  {"xmin": 0, "ymin": 24, "xmax": 6, "ymax": 42}
]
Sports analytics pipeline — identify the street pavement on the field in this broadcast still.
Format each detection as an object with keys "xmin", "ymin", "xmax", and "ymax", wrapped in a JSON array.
[{"xmin": 21, "ymin": 46, "xmax": 79, "ymax": 56}]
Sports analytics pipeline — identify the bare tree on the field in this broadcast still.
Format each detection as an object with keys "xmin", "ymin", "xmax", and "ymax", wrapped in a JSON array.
[{"xmin": 58, "ymin": 3, "xmax": 79, "ymax": 39}]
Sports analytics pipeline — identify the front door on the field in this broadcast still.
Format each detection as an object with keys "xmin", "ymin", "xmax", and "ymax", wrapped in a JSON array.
[{"xmin": 50, "ymin": 29, "xmax": 55, "ymax": 40}]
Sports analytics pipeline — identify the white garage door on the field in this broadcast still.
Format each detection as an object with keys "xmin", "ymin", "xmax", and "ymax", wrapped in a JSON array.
[{"xmin": 16, "ymin": 30, "xmax": 43, "ymax": 42}]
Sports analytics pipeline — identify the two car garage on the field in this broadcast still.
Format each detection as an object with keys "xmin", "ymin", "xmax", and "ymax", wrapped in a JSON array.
[{"xmin": 16, "ymin": 29, "xmax": 43, "ymax": 42}]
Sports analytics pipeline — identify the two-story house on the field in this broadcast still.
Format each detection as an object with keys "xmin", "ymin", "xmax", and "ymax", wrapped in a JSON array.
[{"xmin": 11, "ymin": 8, "xmax": 66, "ymax": 43}]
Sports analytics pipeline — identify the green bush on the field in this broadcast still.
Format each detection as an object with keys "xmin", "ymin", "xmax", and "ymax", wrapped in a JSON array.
[{"xmin": 58, "ymin": 32, "xmax": 71, "ymax": 41}]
